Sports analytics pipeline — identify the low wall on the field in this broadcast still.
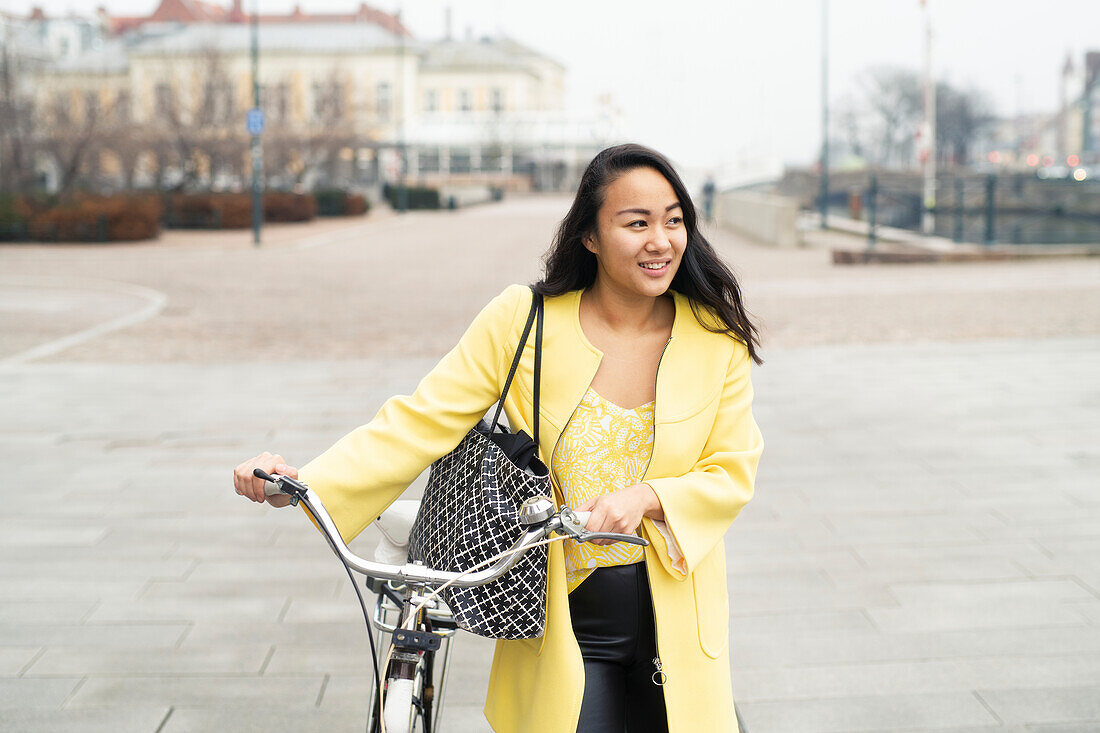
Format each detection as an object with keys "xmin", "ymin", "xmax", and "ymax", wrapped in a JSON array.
[
  {"xmin": 715, "ymin": 190, "xmax": 802, "ymax": 248},
  {"xmin": 439, "ymin": 184, "xmax": 498, "ymax": 208}
]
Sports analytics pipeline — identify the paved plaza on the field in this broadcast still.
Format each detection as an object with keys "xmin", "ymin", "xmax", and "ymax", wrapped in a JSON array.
[{"xmin": 2, "ymin": 196, "xmax": 1100, "ymax": 732}]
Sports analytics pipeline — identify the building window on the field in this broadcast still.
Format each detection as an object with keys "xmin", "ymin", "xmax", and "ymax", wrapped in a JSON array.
[
  {"xmin": 312, "ymin": 81, "xmax": 343, "ymax": 122},
  {"xmin": 490, "ymin": 87, "xmax": 503, "ymax": 113},
  {"xmin": 450, "ymin": 147, "xmax": 471, "ymax": 173},
  {"xmin": 205, "ymin": 81, "xmax": 234, "ymax": 124},
  {"xmin": 84, "ymin": 91, "xmax": 100, "ymax": 123},
  {"xmin": 424, "ymin": 89, "xmax": 437, "ymax": 113},
  {"xmin": 53, "ymin": 92, "xmax": 70, "ymax": 125},
  {"xmin": 457, "ymin": 88, "xmax": 471, "ymax": 112},
  {"xmin": 311, "ymin": 82, "xmax": 323, "ymax": 120},
  {"xmin": 482, "ymin": 144, "xmax": 502, "ymax": 171},
  {"xmin": 261, "ymin": 82, "xmax": 290, "ymax": 122},
  {"xmin": 377, "ymin": 82, "xmax": 392, "ymax": 120},
  {"xmin": 155, "ymin": 83, "xmax": 173, "ymax": 118},
  {"xmin": 418, "ymin": 147, "xmax": 440, "ymax": 173},
  {"xmin": 276, "ymin": 83, "xmax": 290, "ymax": 121},
  {"xmin": 113, "ymin": 91, "xmax": 130, "ymax": 123}
]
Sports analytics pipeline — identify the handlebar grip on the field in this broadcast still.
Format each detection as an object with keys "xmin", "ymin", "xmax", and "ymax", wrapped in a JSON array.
[{"xmin": 254, "ymin": 468, "xmax": 287, "ymax": 498}]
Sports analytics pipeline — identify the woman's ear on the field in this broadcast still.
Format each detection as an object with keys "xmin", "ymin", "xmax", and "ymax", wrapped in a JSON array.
[{"xmin": 582, "ymin": 232, "xmax": 598, "ymax": 255}]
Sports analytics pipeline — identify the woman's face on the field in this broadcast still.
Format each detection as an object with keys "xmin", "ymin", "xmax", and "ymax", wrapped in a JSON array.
[{"xmin": 583, "ymin": 166, "xmax": 687, "ymax": 299}]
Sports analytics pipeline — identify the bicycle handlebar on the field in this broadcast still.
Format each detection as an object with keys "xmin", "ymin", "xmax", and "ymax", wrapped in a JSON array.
[{"xmin": 255, "ymin": 469, "xmax": 647, "ymax": 589}]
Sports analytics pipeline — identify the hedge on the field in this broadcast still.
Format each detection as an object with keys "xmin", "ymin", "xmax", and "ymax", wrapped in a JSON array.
[
  {"xmin": 10, "ymin": 193, "xmax": 162, "ymax": 242},
  {"xmin": 164, "ymin": 191, "xmax": 317, "ymax": 229},
  {"xmin": 1, "ymin": 188, "xmax": 358, "ymax": 241},
  {"xmin": 0, "ymin": 195, "xmax": 31, "ymax": 241},
  {"xmin": 314, "ymin": 188, "xmax": 370, "ymax": 217},
  {"xmin": 382, "ymin": 183, "xmax": 441, "ymax": 210}
]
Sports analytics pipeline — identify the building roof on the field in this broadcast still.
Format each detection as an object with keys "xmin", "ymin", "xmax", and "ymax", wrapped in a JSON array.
[
  {"xmin": 118, "ymin": 0, "xmax": 410, "ymax": 37},
  {"xmin": 123, "ymin": 21, "xmax": 410, "ymax": 56},
  {"xmin": 419, "ymin": 35, "xmax": 565, "ymax": 74}
]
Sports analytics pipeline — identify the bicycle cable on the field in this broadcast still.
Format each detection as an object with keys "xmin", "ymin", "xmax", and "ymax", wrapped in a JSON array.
[
  {"xmin": 301, "ymin": 502, "xmax": 381, "ymax": 733},
  {"xmin": 300, "ymin": 492, "xmax": 597, "ymax": 733}
]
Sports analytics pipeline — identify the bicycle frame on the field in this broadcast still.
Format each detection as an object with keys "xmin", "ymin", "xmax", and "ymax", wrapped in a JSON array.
[{"xmin": 368, "ymin": 576, "xmax": 459, "ymax": 733}]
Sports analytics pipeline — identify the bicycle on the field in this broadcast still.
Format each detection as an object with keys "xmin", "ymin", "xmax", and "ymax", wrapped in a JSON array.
[{"xmin": 256, "ymin": 467, "xmax": 647, "ymax": 733}]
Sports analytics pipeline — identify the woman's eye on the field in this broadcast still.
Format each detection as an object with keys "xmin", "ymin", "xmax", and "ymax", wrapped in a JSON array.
[
  {"xmin": 629, "ymin": 220, "xmax": 646, "ymax": 227},
  {"xmin": 668, "ymin": 217, "xmax": 682, "ymax": 225}
]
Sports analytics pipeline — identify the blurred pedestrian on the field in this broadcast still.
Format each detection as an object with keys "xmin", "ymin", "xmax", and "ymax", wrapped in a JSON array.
[{"xmin": 702, "ymin": 173, "xmax": 717, "ymax": 223}]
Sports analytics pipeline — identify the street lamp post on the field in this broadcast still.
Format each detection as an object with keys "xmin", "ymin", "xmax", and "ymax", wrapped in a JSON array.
[
  {"xmin": 819, "ymin": 0, "xmax": 829, "ymax": 229},
  {"xmin": 396, "ymin": 7, "xmax": 408, "ymax": 213},
  {"xmin": 920, "ymin": 0, "xmax": 937, "ymax": 235},
  {"xmin": 249, "ymin": 0, "xmax": 263, "ymax": 245}
]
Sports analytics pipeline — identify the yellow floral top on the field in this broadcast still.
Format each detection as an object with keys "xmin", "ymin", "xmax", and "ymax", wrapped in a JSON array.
[{"xmin": 552, "ymin": 387, "xmax": 654, "ymax": 593}]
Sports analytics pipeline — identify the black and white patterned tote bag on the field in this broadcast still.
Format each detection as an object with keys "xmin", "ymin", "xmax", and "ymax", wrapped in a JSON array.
[{"xmin": 407, "ymin": 287, "xmax": 550, "ymax": 639}]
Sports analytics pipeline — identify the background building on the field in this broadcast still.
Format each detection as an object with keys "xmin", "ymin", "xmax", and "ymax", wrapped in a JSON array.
[{"xmin": 2, "ymin": 0, "xmax": 623, "ymax": 195}]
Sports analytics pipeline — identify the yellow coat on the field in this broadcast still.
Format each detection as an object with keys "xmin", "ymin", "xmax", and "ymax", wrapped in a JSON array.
[{"xmin": 297, "ymin": 284, "xmax": 764, "ymax": 733}]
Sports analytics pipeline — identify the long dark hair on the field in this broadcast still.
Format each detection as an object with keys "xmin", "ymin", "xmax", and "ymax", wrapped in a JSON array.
[{"xmin": 533, "ymin": 143, "xmax": 763, "ymax": 365}]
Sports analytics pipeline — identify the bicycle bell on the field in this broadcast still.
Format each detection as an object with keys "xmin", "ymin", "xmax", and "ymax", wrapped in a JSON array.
[{"xmin": 518, "ymin": 495, "xmax": 555, "ymax": 525}]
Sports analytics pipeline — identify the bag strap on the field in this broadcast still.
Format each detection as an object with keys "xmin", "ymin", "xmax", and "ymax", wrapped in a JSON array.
[
  {"xmin": 533, "ymin": 290, "xmax": 543, "ymax": 448},
  {"xmin": 489, "ymin": 286, "xmax": 543, "ymax": 440}
]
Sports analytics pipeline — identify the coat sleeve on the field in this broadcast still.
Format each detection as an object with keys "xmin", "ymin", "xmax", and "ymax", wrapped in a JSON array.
[
  {"xmin": 295, "ymin": 284, "xmax": 529, "ymax": 544},
  {"xmin": 640, "ymin": 339, "xmax": 763, "ymax": 579}
]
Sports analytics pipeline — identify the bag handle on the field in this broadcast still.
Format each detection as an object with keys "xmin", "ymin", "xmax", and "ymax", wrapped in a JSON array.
[{"xmin": 489, "ymin": 287, "xmax": 543, "ymax": 444}]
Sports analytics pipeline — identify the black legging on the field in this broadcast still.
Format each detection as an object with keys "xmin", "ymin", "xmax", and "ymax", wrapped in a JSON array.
[{"xmin": 568, "ymin": 561, "xmax": 669, "ymax": 733}]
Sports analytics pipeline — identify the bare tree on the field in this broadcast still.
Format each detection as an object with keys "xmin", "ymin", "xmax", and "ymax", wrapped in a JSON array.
[
  {"xmin": 834, "ymin": 91, "xmax": 868, "ymax": 161},
  {"xmin": 933, "ymin": 82, "xmax": 997, "ymax": 166},
  {"xmin": 158, "ymin": 42, "xmax": 247, "ymax": 191},
  {"xmin": 854, "ymin": 65, "xmax": 923, "ymax": 167},
  {"xmin": 292, "ymin": 66, "xmax": 357, "ymax": 187},
  {"xmin": 36, "ymin": 90, "xmax": 112, "ymax": 195},
  {"xmin": 844, "ymin": 65, "xmax": 1000, "ymax": 170},
  {"xmin": 0, "ymin": 40, "xmax": 41, "ymax": 193}
]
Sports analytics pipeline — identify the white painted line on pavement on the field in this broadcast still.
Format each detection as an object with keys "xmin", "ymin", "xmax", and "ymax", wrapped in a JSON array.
[{"xmin": 0, "ymin": 278, "xmax": 168, "ymax": 365}]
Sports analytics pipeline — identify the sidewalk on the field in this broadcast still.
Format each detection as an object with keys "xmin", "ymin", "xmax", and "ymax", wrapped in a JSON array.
[{"xmin": 2, "ymin": 336, "xmax": 1098, "ymax": 731}]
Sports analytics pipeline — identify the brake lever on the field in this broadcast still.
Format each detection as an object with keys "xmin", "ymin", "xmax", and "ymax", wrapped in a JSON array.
[
  {"xmin": 556, "ymin": 506, "xmax": 649, "ymax": 547},
  {"xmin": 578, "ymin": 531, "xmax": 649, "ymax": 546},
  {"xmin": 254, "ymin": 468, "xmax": 307, "ymax": 506}
]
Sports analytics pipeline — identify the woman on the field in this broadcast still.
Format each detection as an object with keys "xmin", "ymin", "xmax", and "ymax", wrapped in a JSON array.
[{"xmin": 234, "ymin": 143, "xmax": 764, "ymax": 732}]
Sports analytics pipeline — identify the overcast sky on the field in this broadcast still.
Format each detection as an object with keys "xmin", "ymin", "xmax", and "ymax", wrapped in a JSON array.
[{"xmin": 12, "ymin": 0, "xmax": 1100, "ymax": 178}]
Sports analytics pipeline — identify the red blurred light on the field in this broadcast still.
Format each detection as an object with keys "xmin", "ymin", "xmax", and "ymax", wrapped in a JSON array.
[
  {"xmin": 1067, "ymin": 154, "xmax": 1080, "ymax": 166},
  {"xmin": 988, "ymin": 151, "xmax": 1001, "ymax": 164},
  {"xmin": 1026, "ymin": 154, "xmax": 1039, "ymax": 167}
]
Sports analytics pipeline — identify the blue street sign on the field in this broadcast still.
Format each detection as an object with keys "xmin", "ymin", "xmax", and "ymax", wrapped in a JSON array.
[{"xmin": 246, "ymin": 107, "xmax": 265, "ymax": 135}]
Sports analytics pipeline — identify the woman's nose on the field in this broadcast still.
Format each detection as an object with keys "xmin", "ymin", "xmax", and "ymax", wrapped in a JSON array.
[{"xmin": 646, "ymin": 229, "xmax": 672, "ymax": 251}]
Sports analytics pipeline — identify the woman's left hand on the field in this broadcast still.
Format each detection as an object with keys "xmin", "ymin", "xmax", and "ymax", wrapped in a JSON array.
[{"xmin": 576, "ymin": 483, "xmax": 665, "ymax": 547}]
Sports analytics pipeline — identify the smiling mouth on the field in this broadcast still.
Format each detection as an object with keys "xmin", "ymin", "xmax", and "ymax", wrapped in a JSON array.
[{"xmin": 639, "ymin": 261, "xmax": 669, "ymax": 270}]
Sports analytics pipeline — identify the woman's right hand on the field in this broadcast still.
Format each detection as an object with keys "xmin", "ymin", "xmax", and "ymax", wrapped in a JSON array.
[{"xmin": 233, "ymin": 452, "xmax": 298, "ymax": 508}]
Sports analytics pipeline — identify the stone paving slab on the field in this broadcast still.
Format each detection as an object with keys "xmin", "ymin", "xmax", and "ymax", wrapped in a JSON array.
[
  {"xmin": 975, "ymin": 686, "xmax": 1100, "ymax": 724},
  {"xmin": 0, "ymin": 676, "xmax": 83, "ymax": 708},
  {"xmin": 736, "ymin": 654, "xmax": 1100, "ymax": 700},
  {"xmin": 0, "ymin": 707, "xmax": 172, "ymax": 733},
  {"xmin": 735, "ymin": 692, "xmax": 1000, "ymax": 731},
  {"xmin": 0, "ymin": 647, "xmax": 39, "ymax": 676},
  {"xmin": 23, "ymin": 645, "xmax": 273, "ymax": 676},
  {"xmin": 65, "ymin": 675, "xmax": 326, "ymax": 709}
]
